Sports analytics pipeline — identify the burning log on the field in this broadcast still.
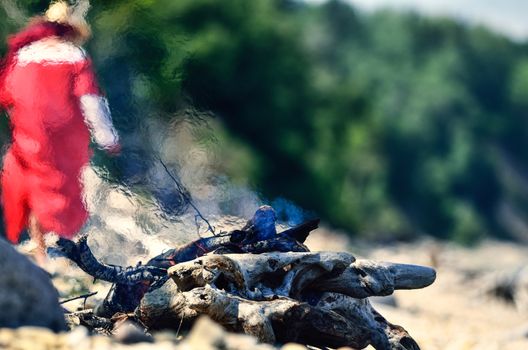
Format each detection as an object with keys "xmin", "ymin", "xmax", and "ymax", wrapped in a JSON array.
[
  {"xmin": 52, "ymin": 205, "xmax": 436, "ymax": 349},
  {"xmin": 50, "ymin": 206, "xmax": 318, "ymax": 315}
]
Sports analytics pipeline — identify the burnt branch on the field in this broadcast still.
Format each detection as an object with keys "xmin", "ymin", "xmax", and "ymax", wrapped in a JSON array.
[{"xmin": 51, "ymin": 206, "xmax": 317, "ymax": 315}]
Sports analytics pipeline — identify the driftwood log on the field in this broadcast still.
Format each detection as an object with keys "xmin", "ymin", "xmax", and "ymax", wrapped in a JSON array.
[
  {"xmin": 52, "ymin": 206, "xmax": 436, "ymax": 349},
  {"xmin": 137, "ymin": 252, "xmax": 435, "ymax": 349}
]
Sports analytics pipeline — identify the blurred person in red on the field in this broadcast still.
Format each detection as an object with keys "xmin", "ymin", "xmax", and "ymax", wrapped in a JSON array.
[{"xmin": 0, "ymin": 1, "xmax": 120, "ymax": 264}]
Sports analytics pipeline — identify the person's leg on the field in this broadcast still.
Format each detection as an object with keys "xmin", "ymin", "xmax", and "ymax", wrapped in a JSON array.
[
  {"xmin": 1, "ymin": 150, "xmax": 30, "ymax": 244},
  {"xmin": 28, "ymin": 213, "xmax": 47, "ymax": 266}
]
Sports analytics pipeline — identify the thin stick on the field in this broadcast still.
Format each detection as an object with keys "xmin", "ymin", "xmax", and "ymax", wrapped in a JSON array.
[
  {"xmin": 157, "ymin": 157, "xmax": 216, "ymax": 235},
  {"xmin": 175, "ymin": 315, "xmax": 184, "ymax": 339},
  {"xmin": 59, "ymin": 291, "xmax": 98, "ymax": 305}
]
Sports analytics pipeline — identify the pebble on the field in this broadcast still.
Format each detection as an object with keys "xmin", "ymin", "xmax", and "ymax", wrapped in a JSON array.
[
  {"xmin": 113, "ymin": 321, "xmax": 153, "ymax": 344},
  {"xmin": 281, "ymin": 343, "xmax": 307, "ymax": 350}
]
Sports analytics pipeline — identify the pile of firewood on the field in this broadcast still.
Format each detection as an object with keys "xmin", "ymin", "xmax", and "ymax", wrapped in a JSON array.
[{"xmin": 52, "ymin": 206, "xmax": 436, "ymax": 350}]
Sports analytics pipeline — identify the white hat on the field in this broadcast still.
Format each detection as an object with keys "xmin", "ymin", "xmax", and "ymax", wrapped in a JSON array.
[{"xmin": 45, "ymin": 1, "xmax": 91, "ymax": 41}]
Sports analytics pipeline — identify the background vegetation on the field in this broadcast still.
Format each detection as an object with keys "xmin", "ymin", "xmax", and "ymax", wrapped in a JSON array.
[{"xmin": 2, "ymin": 0, "xmax": 528, "ymax": 243}]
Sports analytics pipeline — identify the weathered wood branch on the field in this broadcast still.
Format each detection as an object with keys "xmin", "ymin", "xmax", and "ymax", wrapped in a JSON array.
[
  {"xmin": 167, "ymin": 286, "xmax": 372, "ymax": 347},
  {"xmin": 314, "ymin": 292, "xmax": 419, "ymax": 350},
  {"xmin": 52, "ymin": 236, "xmax": 167, "ymax": 286},
  {"xmin": 311, "ymin": 259, "xmax": 437, "ymax": 298},
  {"xmin": 167, "ymin": 253, "xmax": 435, "ymax": 300},
  {"xmin": 135, "ymin": 251, "xmax": 434, "ymax": 349}
]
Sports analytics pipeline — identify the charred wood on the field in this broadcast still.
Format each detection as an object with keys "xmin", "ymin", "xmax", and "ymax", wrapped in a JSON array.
[
  {"xmin": 51, "ymin": 206, "xmax": 318, "ymax": 315},
  {"xmin": 51, "ymin": 206, "xmax": 435, "ymax": 349}
]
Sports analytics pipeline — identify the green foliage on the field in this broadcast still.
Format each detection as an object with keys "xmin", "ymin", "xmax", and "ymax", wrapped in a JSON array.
[
  {"xmin": 510, "ymin": 59, "xmax": 528, "ymax": 108},
  {"xmin": 2, "ymin": 0, "xmax": 528, "ymax": 242}
]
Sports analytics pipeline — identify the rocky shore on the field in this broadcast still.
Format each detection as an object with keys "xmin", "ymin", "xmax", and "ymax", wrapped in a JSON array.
[{"xmin": 3, "ymin": 212, "xmax": 528, "ymax": 349}]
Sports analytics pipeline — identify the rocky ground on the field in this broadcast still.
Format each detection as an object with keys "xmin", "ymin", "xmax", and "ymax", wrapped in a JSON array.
[
  {"xmin": 344, "ymin": 239, "xmax": 528, "ymax": 350},
  {"xmin": 1, "ymin": 230, "xmax": 527, "ymax": 350}
]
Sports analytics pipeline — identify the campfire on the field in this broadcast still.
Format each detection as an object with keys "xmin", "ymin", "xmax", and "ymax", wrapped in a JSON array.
[{"xmin": 52, "ymin": 205, "xmax": 435, "ymax": 350}]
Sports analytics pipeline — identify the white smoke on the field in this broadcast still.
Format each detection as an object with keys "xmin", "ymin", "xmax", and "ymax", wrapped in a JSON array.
[{"xmin": 81, "ymin": 117, "xmax": 263, "ymax": 266}]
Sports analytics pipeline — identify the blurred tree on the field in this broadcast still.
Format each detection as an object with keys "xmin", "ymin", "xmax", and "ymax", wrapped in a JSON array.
[{"xmin": 2, "ymin": 0, "xmax": 528, "ymax": 242}]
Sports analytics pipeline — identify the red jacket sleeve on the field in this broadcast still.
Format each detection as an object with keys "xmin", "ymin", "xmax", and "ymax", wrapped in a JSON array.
[
  {"xmin": 0, "ymin": 87, "xmax": 11, "ymax": 112},
  {"xmin": 0, "ymin": 72, "xmax": 9, "ymax": 110},
  {"xmin": 74, "ymin": 58, "xmax": 101, "ymax": 98},
  {"xmin": 0, "ymin": 88, "xmax": 5, "ymax": 110}
]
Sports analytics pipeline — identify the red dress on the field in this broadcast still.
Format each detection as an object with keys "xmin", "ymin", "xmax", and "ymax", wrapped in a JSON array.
[{"xmin": 0, "ymin": 22, "xmax": 118, "ymax": 243}]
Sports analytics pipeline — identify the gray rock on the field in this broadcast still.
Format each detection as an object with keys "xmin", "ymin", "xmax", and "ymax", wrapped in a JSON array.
[
  {"xmin": 0, "ymin": 238, "xmax": 66, "ymax": 331},
  {"xmin": 113, "ymin": 321, "xmax": 153, "ymax": 344},
  {"xmin": 183, "ymin": 316, "xmax": 276, "ymax": 350},
  {"xmin": 184, "ymin": 316, "xmax": 227, "ymax": 350}
]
